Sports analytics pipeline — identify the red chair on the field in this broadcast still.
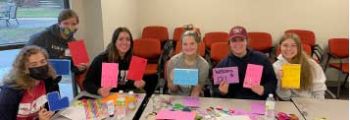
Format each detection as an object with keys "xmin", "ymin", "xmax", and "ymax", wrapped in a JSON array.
[
  {"xmin": 72, "ymin": 66, "xmax": 89, "ymax": 96},
  {"xmin": 285, "ymin": 29, "xmax": 322, "ymax": 59},
  {"xmin": 133, "ymin": 38, "xmax": 162, "ymax": 76},
  {"xmin": 162, "ymin": 60, "xmax": 170, "ymax": 94},
  {"xmin": 247, "ymin": 32, "xmax": 273, "ymax": 55},
  {"xmin": 325, "ymin": 38, "xmax": 349, "ymax": 98},
  {"xmin": 173, "ymin": 27, "xmax": 185, "ymax": 42},
  {"xmin": 74, "ymin": 68, "xmax": 88, "ymax": 90},
  {"xmin": 142, "ymin": 26, "xmax": 169, "ymax": 46},
  {"xmin": 173, "ymin": 41, "xmax": 206, "ymax": 57},
  {"xmin": 210, "ymin": 42, "xmax": 230, "ymax": 66},
  {"xmin": 203, "ymin": 32, "xmax": 229, "ymax": 52}
]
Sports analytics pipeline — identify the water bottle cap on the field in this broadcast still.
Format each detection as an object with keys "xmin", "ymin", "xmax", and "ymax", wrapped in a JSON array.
[
  {"xmin": 119, "ymin": 90, "xmax": 124, "ymax": 93},
  {"xmin": 268, "ymin": 93, "xmax": 273, "ymax": 97},
  {"xmin": 107, "ymin": 100, "xmax": 114, "ymax": 104},
  {"xmin": 128, "ymin": 91, "xmax": 134, "ymax": 94}
]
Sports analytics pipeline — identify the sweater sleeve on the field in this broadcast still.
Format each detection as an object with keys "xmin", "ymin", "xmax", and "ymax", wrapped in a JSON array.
[
  {"xmin": 309, "ymin": 59, "xmax": 327, "ymax": 99},
  {"xmin": 198, "ymin": 58, "xmax": 209, "ymax": 86},
  {"xmin": 0, "ymin": 86, "xmax": 22, "ymax": 120},
  {"xmin": 167, "ymin": 57, "xmax": 175, "ymax": 84},
  {"xmin": 83, "ymin": 55, "xmax": 103, "ymax": 95}
]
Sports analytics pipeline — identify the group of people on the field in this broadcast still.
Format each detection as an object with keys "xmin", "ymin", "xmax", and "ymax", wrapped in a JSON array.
[{"xmin": 0, "ymin": 9, "xmax": 327, "ymax": 119}]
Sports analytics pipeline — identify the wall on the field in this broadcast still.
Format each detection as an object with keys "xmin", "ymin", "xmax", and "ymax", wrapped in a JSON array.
[
  {"xmin": 137, "ymin": 0, "xmax": 349, "ymax": 82},
  {"xmin": 71, "ymin": 0, "xmax": 139, "ymax": 59},
  {"xmin": 71, "ymin": 0, "xmax": 348, "ymax": 82},
  {"xmin": 101, "ymin": 0, "xmax": 140, "ymax": 48},
  {"xmin": 71, "ymin": 0, "xmax": 104, "ymax": 59},
  {"xmin": 138, "ymin": 0, "xmax": 349, "ymax": 47},
  {"xmin": 73, "ymin": 0, "xmax": 348, "ymax": 57}
]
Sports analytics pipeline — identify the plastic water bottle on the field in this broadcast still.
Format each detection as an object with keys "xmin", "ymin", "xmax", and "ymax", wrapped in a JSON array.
[
  {"xmin": 126, "ymin": 91, "xmax": 136, "ymax": 110},
  {"xmin": 106, "ymin": 100, "xmax": 115, "ymax": 117},
  {"xmin": 115, "ymin": 90, "xmax": 126, "ymax": 120},
  {"xmin": 265, "ymin": 93, "xmax": 275, "ymax": 120}
]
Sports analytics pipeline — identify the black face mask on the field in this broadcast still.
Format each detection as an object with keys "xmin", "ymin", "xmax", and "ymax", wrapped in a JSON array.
[{"xmin": 29, "ymin": 65, "xmax": 50, "ymax": 81}]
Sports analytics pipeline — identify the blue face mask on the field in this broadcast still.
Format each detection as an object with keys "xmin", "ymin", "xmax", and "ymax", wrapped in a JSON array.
[{"xmin": 60, "ymin": 27, "xmax": 77, "ymax": 37}]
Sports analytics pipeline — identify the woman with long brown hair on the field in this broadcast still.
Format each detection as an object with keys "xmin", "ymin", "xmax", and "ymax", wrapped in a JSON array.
[
  {"xmin": 83, "ymin": 27, "xmax": 145, "ymax": 97},
  {"xmin": 273, "ymin": 33, "xmax": 327, "ymax": 100},
  {"xmin": 0, "ymin": 46, "xmax": 61, "ymax": 120}
]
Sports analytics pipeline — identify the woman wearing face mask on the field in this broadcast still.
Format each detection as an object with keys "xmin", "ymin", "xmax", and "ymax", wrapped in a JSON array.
[
  {"xmin": 83, "ymin": 27, "xmax": 145, "ymax": 97},
  {"xmin": 167, "ymin": 30, "xmax": 209, "ymax": 97},
  {"xmin": 273, "ymin": 33, "xmax": 327, "ymax": 100},
  {"xmin": 0, "ymin": 46, "xmax": 61, "ymax": 120},
  {"xmin": 27, "ymin": 9, "xmax": 87, "ymax": 74}
]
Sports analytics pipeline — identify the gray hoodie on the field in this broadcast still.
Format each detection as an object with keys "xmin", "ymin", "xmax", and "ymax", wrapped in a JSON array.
[
  {"xmin": 27, "ymin": 24, "xmax": 74, "ymax": 59},
  {"xmin": 26, "ymin": 24, "xmax": 83, "ymax": 74}
]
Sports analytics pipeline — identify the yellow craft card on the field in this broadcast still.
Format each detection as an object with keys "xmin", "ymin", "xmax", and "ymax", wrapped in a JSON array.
[{"xmin": 282, "ymin": 64, "xmax": 301, "ymax": 89}]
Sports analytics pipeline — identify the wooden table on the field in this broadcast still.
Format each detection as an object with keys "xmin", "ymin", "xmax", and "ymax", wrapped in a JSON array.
[
  {"xmin": 292, "ymin": 98, "xmax": 349, "ymax": 120},
  {"xmin": 140, "ymin": 94, "xmax": 304, "ymax": 120},
  {"xmin": 52, "ymin": 91, "xmax": 146, "ymax": 120}
]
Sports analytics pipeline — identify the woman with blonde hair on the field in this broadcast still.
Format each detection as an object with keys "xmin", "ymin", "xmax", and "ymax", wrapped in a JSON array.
[
  {"xmin": 273, "ymin": 33, "xmax": 327, "ymax": 100},
  {"xmin": 0, "ymin": 46, "xmax": 61, "ymax": 120},
  {"xmin": 167, "ymin": 30, "xmax": 209, "ymax": 96}
]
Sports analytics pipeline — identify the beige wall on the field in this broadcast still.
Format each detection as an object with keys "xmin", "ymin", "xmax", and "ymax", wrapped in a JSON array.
[
  {"xmin": 138, "ymin": 0, "xmax": 349, "ymax": 47},
  {"xmin": 70, "ymin": 0, "xmax": 104, "ymax": 59},
  {"xmin": 101, "ymin": 0, "xmax": 140, "ymax": 48},
  {"xmin": 71, "ymin": 0, "xmax": 140, "ymax": 58},
  {"xmin": 72, "ymin": 0, "xmax": 348, "ymax": 57},
  {"xmin": 71, "ymin": 0, "xmax": 348, "ymax": 81}
]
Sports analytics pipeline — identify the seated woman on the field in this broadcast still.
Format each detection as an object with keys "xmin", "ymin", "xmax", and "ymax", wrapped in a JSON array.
[
  {"xmin": 0, "ymin": 46, "xmax": 61, "ymax": 120},
  {"xmin": 273, "ymin": 33, "xmax": 327, "ymax": 100},
  {"xmin": 83, "ymin": 27, "xmax": 145, "ymax": 97},
  {"xmin": 213, "ymin": 26, "xmax": 277, "ymax": 100},
  {"xmin": 167, "ymin": 30, "xmax": 209, "ymax": 97}
]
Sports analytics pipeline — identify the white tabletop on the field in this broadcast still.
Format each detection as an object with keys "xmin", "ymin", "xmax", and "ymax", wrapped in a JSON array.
[
  {"xmin": 140, "ymin": 94, "xmax": 304, "ymax": 120},
  {"xmin": 52, "ymin": 91, "xmax": 146, "ymax": 120},
  {"xmin": 292, "ymin": 98, "xmax": 349, "ymax": 120}
]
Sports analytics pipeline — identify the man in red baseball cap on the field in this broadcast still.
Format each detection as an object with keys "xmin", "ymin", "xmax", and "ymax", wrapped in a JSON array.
[{"xmin": 213, "ymin": 26, "xmax": 277, "ymax": 100}]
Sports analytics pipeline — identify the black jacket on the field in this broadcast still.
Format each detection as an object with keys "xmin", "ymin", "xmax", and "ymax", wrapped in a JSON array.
[
  {"xmin": 83, "ymin": 53, "xmax": 136, "ymax": 95},
  {"xmin": 213, "ymin": 49, "xmax": 277, "ymax": 100},
  {"xmin": 0, "ymin": 77, "xmax": 61, "ymax": 120}
]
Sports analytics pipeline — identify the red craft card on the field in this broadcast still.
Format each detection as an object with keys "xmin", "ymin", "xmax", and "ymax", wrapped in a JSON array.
[
  {"xmin": 68, "ymin": 40, "xmax": 90, "ymax": 66},
  {"xmin": 127, "ymin": 56, "xmax": 147, "ymax": 81}
]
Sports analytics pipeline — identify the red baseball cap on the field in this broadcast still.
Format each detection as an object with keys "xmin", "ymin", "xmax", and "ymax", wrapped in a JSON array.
[{"xmin": 229, "ymin": 26, "xmax": 248, "ymax": 40}]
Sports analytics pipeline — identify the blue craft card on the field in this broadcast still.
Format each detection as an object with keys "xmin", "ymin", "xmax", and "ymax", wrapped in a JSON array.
[
  {"xmin": 47, "ymin": 91, "xmax": 69, "ymax": 111},
  {"xmin": 173, "ymin": 68, "xmax": 198, "ymax": 86},
  {"xmin": 49, "ymin": 59, "xmax": 71, "ymax": 75}
]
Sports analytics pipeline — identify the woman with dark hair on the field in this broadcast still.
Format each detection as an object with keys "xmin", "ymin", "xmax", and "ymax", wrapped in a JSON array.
[
  {"xmin": 273, "ymin": 33, "xmax": 326, "ymax": 100},
  {"xmin": 0, "ymin": 46, "xmax": 61, "ymax": 120},
  {"xmin": 27, "ymin": 9, "xmax": 87, "ymax": 74},
  {"xmin": 214, "ymin": 26, "xmax": 277, "ymax": 100},
  {"xmin": 83, "ymin": 27, "xmax": 145, "ymax": 97}
]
